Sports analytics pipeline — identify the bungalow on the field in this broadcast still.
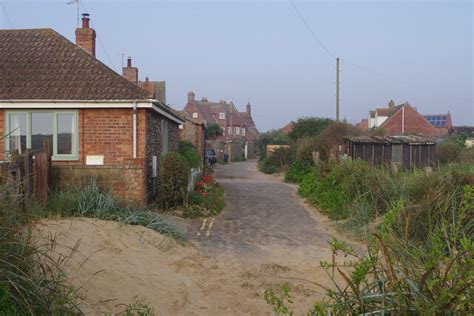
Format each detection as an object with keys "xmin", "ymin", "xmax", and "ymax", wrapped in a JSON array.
[
  {"xmin": 0, "ymin": 14, "xmax": 184, "ymax": 203},
  {"xmin": 361, "ymin": 100, "xmax": 448, "ymax": 137}
]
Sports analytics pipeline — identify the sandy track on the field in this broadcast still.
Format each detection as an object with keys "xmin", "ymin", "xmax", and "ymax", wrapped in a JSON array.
[{"xmin": 35, "ymin": 161, "xmax": 361, "ymax": 315}]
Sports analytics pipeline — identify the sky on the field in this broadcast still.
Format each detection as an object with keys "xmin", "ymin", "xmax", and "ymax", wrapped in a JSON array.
[{"xmin": 0, "ymin": 0, "xmax": 472, "ymax": 131}]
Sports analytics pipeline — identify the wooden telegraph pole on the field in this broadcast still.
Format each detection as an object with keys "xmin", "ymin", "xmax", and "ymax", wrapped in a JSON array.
[{"xmin": 336, "ymin": 57, "xmax": 340, "ymax": 123}]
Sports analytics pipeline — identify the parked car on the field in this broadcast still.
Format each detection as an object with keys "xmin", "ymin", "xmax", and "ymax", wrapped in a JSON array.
[{"xmin": 205, "ymin": 149, "xmax": 217, "ymax": 166}]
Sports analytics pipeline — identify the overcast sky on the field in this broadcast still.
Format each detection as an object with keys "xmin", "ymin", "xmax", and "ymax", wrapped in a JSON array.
[{"xmin": 1, "ymin": 0, "xmax": 472, "ymax": 131}]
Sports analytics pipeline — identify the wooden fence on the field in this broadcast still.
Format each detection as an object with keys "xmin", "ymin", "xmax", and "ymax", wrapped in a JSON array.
[{"xmin": 0, "ymin": 140, "xmax": 52, "ymax": 203}]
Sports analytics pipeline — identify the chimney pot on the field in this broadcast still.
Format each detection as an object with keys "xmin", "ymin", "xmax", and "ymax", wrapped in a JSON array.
[
  {"xmin": 145, "ymin": 77, "xmax": 149, "ymax": 82},
  {"xmin": 81, "ymin": 13, "xmax": 90, "ymax": 28},
  {"xmin": 127, "ymin": 57, "xmax": 132, "ymax": 68}
]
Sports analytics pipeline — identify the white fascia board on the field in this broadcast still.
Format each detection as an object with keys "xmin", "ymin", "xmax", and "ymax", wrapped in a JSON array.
[
  {"xmin": 0, "ymin": 100, "xmax": 184, "ymax": 124},
  {"xmin": 0, "ymin": 100, "xmax": 152, "ymax": 109},
  {"xmin": 151, "ymin": 104, "xmax": 184, "ymax": 124}
]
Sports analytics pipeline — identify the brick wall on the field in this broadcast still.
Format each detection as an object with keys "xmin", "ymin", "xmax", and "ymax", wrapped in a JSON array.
[
  {"xmin": 382, "ymin": 105, "xmax": 439, "ymax": 137},
  {"xmin": 51, "ymin": 160, "xmax": 147, "ymax": 204}
]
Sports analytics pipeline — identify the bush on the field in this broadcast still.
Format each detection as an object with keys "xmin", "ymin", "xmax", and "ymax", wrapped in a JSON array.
[
  {"xmin": 257, "ymin": 129, "xmax": 291, "ymax": 160},
  {"xmin": 186, "ymin": 175, "xmax": 225, "ymax": 218},
  {"xmin": 437, "ymin": 139, "xmax": 464, "ymax": 164},
  {"xmin": 288, "ymin": 117, "xmax": 333, "ymax": 141},
  {"xmin": 284, "ymin": 161, "xmax": 312, "ymax": 183},
  {"xmin": 159, "ymin": 152, "xmax": 190, "ymax": 209},
  {"xmin": 178, "ymin": 140, "xmax": 201, "ymax": 169},
  {"xmin": 259, "ymin": 147, "xmax": 293, "ymax": 174}
]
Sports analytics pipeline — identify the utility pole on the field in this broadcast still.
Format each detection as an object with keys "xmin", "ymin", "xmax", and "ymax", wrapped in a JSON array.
[{"xmin": 336, "ymin": 57, "xmax": 340, "ymax": 123}]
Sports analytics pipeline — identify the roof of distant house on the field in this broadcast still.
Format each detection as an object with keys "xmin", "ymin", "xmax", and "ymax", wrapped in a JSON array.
[
  {"xmin": 0, "ymin": 28, "xmax": 150, "ymax": 100},
  {"xmin": 281, "ymin": 121, "xmax": 295, "ymax": 134},
  {"xmin": 345, "ymin": 134, "xmax": 436, "ymax": 145},
  {"xmin": 449, "ymin": 126, "xmax": 474, "ymax": 137}
]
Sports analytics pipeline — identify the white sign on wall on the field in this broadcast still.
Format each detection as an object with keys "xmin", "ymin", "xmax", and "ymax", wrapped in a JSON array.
[{"xmin": 86, "ymin": 155, "xmax": 104, "ymax": 166}]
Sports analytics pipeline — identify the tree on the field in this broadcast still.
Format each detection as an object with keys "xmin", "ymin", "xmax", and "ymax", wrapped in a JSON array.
[
  {"xmin": 205, "ymin": 123, "xmax": 223, "ymax": 140},
  {"xmin": 289, "ymin": 117, "xmax": 333, "ymax": 141}
]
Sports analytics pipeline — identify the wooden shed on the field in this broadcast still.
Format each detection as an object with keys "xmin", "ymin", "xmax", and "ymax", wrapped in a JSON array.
[{"xmin": 344, "ymin": 135, "xmax": 436, "ymax": 169}]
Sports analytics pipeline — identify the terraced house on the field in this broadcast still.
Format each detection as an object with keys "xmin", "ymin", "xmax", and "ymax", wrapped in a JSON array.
[
  {"xmin": 182, "ymin": 91, "xmax": 259, "ymax": 161},
  {"xmin": 0, "ymin": 14, "xmax": 184, "ymax": 203}
]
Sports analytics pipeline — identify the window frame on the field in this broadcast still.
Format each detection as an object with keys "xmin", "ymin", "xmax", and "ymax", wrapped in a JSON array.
[
  {"xmin": 227, "ymin": 126, "xmax": 232, "ymax": 135},
  {"xmin": 235, "ymin": 127, "xmax": 240, "ymax": 135},
  {"xmin": 4, "ymin": 110, "xmax": 79, "ymax": 161},
  {"xmin": 192, "ymin": 112, "xmax": 198, "ymax": 118},
  {"xmin": 242, "ymin": 128, "xmax": 246, "ymax": 136},
  {"xmin": 219, "ymin": 112, "xmax": 225, "ymax": 120}
]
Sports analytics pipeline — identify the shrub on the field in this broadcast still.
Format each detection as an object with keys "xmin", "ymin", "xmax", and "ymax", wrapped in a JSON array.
[
  {"xmin": 437, "ymin": 139, "xmax": 464, "ymax": 164},
  {"xmin": 257, "ymin": 129, "xmax": 291, "ymax": 160},
  {"xmin": 159, "ymin": 152, "xmax": 190, "ymax": 209},
  {"xmin": 178, "ymin": 140, "xmax": 201, "ymax": 169},
  {"xmin": 288, "ymin": 117, "xmax": 333, "ymax": 141},
  {"xmin": 294, "ymin": 136, "xmax": 319, "ymax": 165},
  {"xmin": 284, "ymin": 160, "xmax": 312, "ymax": 183},
  {"xmin": 259, "ymin": 147, "xmax": 294, "ymax": 174},
  {"xmin": 186, "ymin": 175, "xmax": 225, "ymax": 218}
]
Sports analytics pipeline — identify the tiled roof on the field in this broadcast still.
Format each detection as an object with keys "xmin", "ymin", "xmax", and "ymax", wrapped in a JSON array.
[
  {"xmin": 449, "ymin": 126, "xmax": 474, "ymax": 137},
  {"xmin": 0, "ymin": 28, "xmax": 150, "ymax": 100},
  {"xmin": 376, "ymin": 104, "xmax": 402, "ymax": 117}
]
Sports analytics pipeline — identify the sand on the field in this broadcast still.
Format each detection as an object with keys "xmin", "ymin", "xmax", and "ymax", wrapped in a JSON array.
[{"xmin": 34, "ymin": 217, "xmax": 347, "ymax": 315}]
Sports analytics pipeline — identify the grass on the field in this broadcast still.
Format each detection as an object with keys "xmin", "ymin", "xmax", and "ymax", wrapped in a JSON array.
[
  {"xmin": 266, "ymin": 185, "xmax": 474, "ymax": 315},
  {"xmin": 0, "ymin": 183, "xmax": 81, "ymax": 314},
  {"xmin": 35, "ymin": 181, "xmax": 187, "ymax": 242}
]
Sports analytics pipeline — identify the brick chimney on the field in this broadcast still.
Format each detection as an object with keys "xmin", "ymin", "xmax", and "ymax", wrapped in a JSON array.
[
  {"xmin": 246, "ymin": 102, "xmax": 251, "ymax": 116},
  {"xmin": 141, "ymin": 77, "xmax": 155, "ymax": 98},
  {"xmin": 122, "ymin": 57, "xmax": 138, "ymax": 84},
  {"xmin": 388, "ymin": 99, "xmax": 395, "ymax": 108},
  {"xmin": 187, "ymin": 91, "xmax": 195, "ymax": 103},
  {"xmin": 75, "ymin": 13, "xmax": 96, "ymax": 57}
]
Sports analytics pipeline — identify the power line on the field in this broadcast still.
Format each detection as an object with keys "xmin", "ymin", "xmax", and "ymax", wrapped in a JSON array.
[
  {"xmin": 289, "ymin": 0, "xmax": 336, "ymax": 60},
  {"xmin": 0, "ymin": 2, "xmax": 14, "ymax": 28},
  {"xmin": 78, "ymin": 0, "xmax": 117, "ymax": 71},
  {"xmin": 288, "ymin": 0, "xmax": 472, "ymax": 105}
]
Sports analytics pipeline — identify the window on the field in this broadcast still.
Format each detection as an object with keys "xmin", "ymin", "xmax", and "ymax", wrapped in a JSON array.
[
  {"xmin": 161, "ymin": 119, "xmax": 169, "ymax": 155},
  {"xmin": 242, "ymin": 128, "xmax": 246, "ymax": 137},
  {"xmin": 5, "ymin": 110, "xmax": 78, "ymax": 160},
  {"xmin": 219, "ymin": 112, "xmax": 225, "ymax": 120},
  {"xmin": 228, "ymin": 126, "xmax": 232, "ymax": 135},
  {"xmin": 192, "ymin": 112, "xmax": 198, "ymax": 118},
  {"xmin": 221, "ymin": 127, "xmax": 225, "ymax": 135},
  {"xmin": 235, "ymin": 127, "xmax": 240, "ymax": 135}
]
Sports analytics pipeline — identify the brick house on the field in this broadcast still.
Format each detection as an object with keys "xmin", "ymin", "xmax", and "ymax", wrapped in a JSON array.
[
  {"xmin": 360, "ymin": 100, "xmax": 446, "ymax": 137},
  {"xmin": 178, "ymin": 116, "xmax": 206, "ymax": 162},
  {"xmin": 0, "ymin": 15, "xmax": 183, "ymax": 203},
  {"xmin": 182, "ymin": 91, "xmax": 259, "ymax": 161}
]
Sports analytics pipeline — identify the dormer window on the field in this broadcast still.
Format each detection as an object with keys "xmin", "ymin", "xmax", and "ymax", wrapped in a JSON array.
[
  {"xmin": 235, "ymin": 127, "xmax": 240, "ymax": 135},
  {"xmin": 192, "ymin": 112, "xmax": 198, "ymax": 118},
  {"xmin": 219, "ymin": 112, "xmax": 225, "ymax": 120},
  {"xmin": 228, "ymin": 126, "xmax": 232, "ymax": 135}
]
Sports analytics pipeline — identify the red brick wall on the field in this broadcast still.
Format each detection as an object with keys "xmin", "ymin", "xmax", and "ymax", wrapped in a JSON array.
[
  {"xmin": 75, "ymin": 28, "xmax": 96, "ymax": 57},
  {"xmin": 0, "ymin": 110, "xmax": 4, "ymax": 161},
  {"xmin": 382, "ymin": 105, "xmax": 439, "ymax": 137}
]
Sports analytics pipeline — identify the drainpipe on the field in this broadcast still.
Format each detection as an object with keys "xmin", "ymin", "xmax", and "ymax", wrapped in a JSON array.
[{"xmin": 133, "ymin": 101, "xmax": 137, "ymax": 159}]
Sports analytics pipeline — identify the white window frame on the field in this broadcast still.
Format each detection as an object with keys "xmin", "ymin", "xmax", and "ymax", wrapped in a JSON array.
[
  {"xmin": 219, "ymin": 112, "xmax": 225, "ymax": 120},
  {"xmin": 228, "ymin": 126, "xmax": 232, "ymax": 135},
  {"xmin": 4, "ymin": 110, "xmax": 79, "ymax": 161},
  {"xmin": 192, "ymin": 112, "xmax": 198, "ymax": 118},
  {"xmin": 235, "ymin": 127, "xmax": 240, "ymax": 135},
  {"xmin": 242, "ymin": 128, "xmax": 246, "ymax": 136},
  {"xmin": 221, "ymin": 127, "xmax": 225, "ymax": 135}
]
